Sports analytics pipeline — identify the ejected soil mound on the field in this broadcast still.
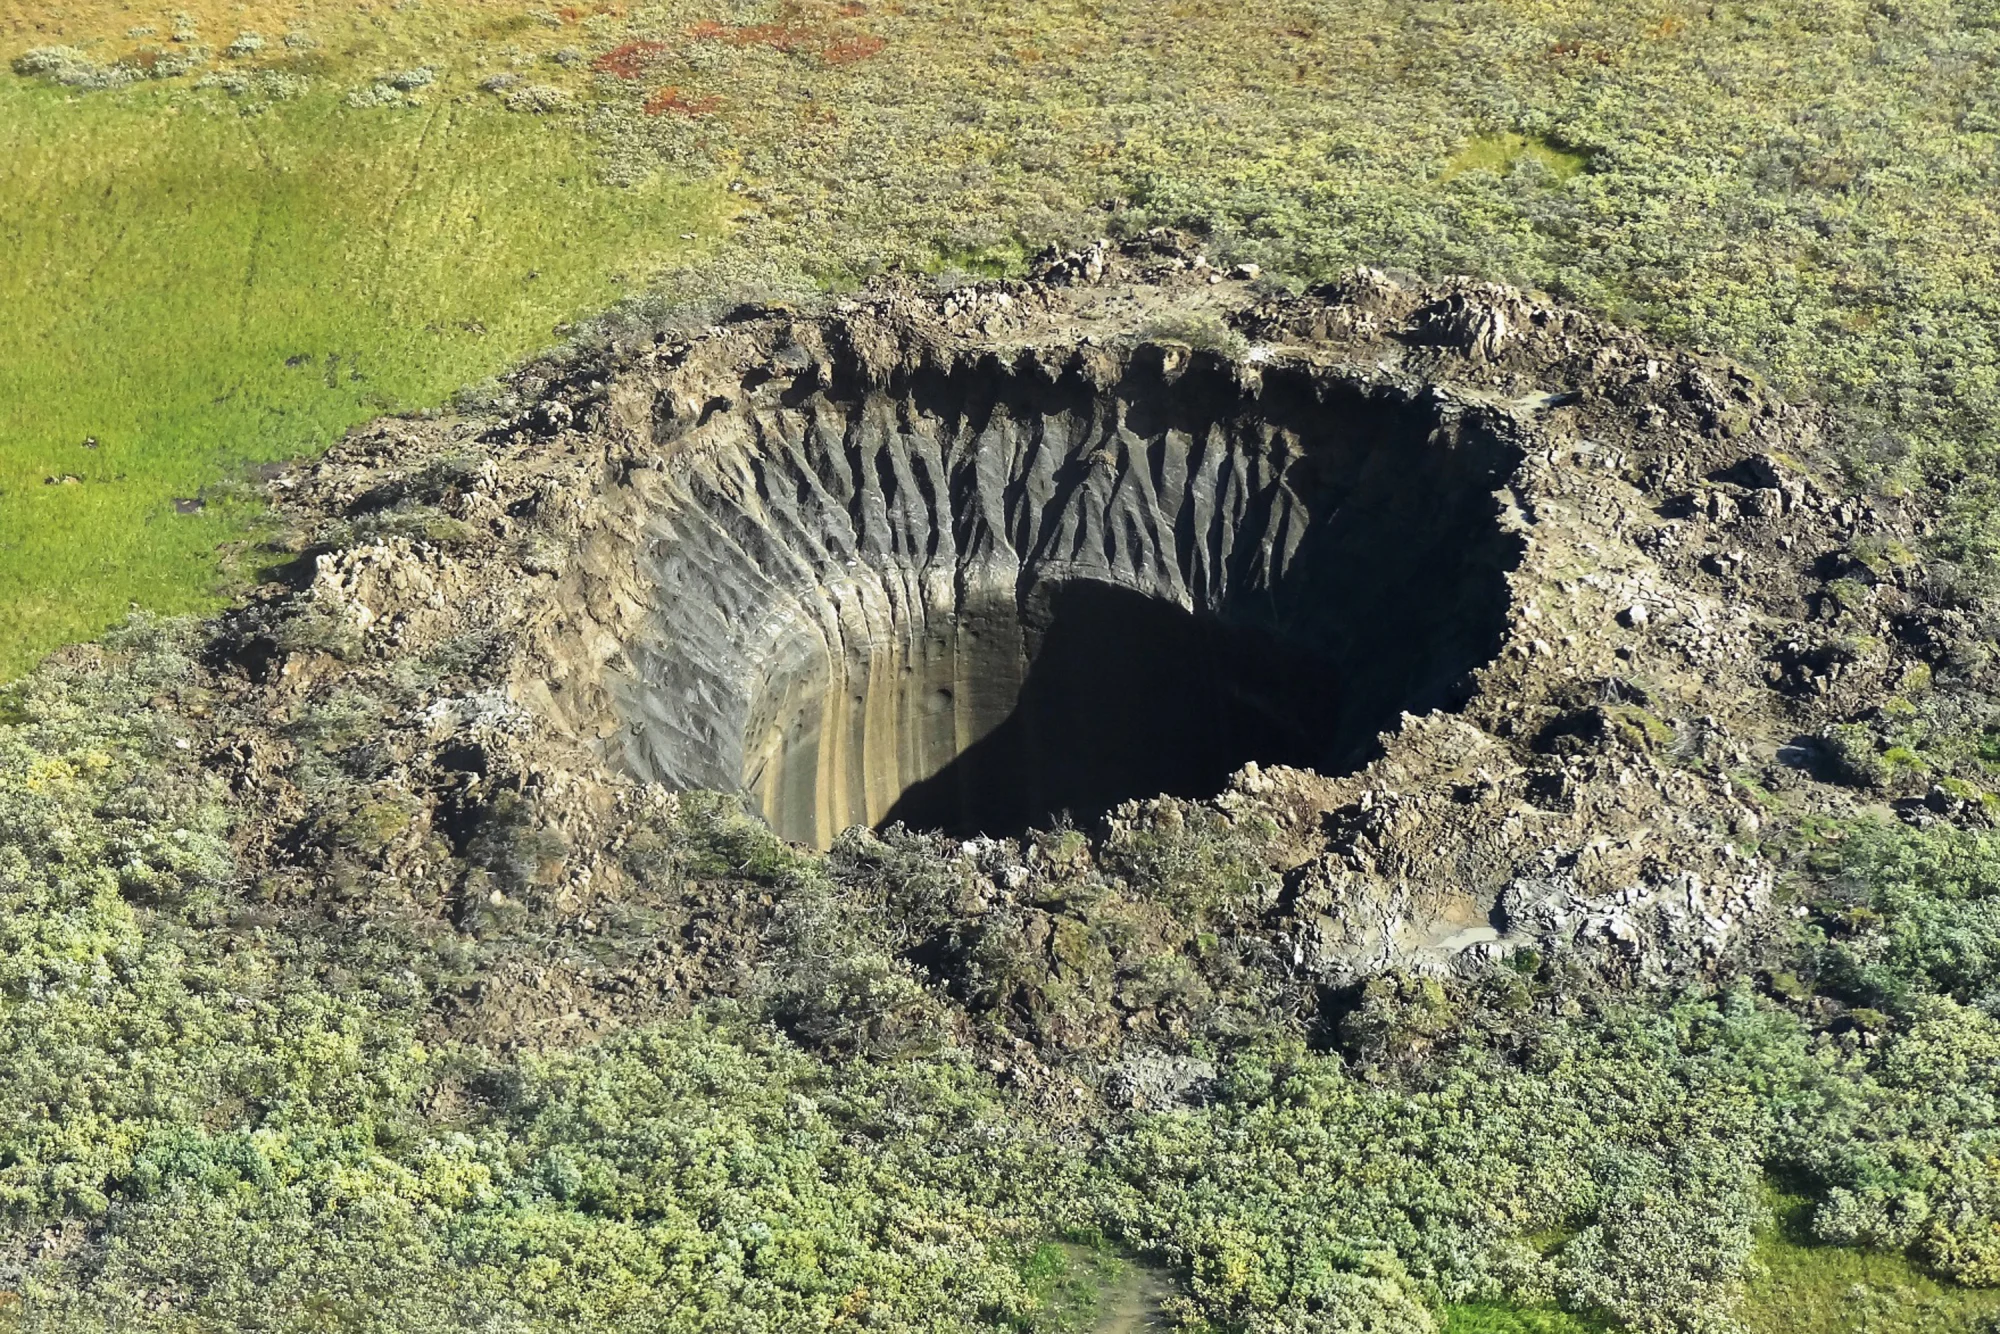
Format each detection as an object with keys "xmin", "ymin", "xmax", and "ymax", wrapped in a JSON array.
[{"xmin": 199, "ymin": 234, "xmax": 1960, "ymax": 1021}]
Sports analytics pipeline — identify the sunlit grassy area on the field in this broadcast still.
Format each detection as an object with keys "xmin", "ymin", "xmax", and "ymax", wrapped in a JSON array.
[
  {"xmin": 1443, "ymin": 1303, "xmax": 1608, "ymax": 1334},
  {"xmin": 1440, "ymin": 133, "xmax": 1590, "ymax": 184},
  {"xmin": 0, "ymin": 73, "xmax": 719, "ymax": 676},
  {"xmin": 12, "ymin": 0, "xmax": 2000, "ymax": 674},
  {"xmin": 1736, "ymin": 1194, "xmax": 2000, "ymax": 1334}
]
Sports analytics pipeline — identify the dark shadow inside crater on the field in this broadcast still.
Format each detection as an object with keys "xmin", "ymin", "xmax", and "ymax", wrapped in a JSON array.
[
  {"xmin": 879, "ymin": 464, "xmax": 1514, "ymax": 840},
  {"xmin": 882, "ymin": 582, "xmax": 1346, "ymax": 838}
]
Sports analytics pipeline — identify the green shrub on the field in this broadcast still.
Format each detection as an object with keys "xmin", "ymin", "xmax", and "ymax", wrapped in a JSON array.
[
  {"xmin": 15, "ymin": 632, "xmax": 2000, "ymax": 1330},
  {"xmin": 1821, "ymin": 725, "xmax": 1891, "ymax": 790},
  {"xmin": 1815, "ymin": 821, "xmax": 2000, "ymax": 1009}
]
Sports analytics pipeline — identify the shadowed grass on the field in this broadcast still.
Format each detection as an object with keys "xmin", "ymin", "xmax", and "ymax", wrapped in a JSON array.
[{"xmin": 0, "ymin": 76, "xmax": 722, "ymax": 677}]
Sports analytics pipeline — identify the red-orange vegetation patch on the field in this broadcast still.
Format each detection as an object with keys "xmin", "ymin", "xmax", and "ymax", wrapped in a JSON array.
[
  {"xmin": 644, "ymin": 85, "xmax": 722, "ymax": 116},
  {"xmin": 687, "ymin": 19, "xmax": 814, "ymax": 52},
  {"xmin": 820, "ymin": 33, "xmax": 885, "ymax": 64},
  {"xmin": 594, "ymin": 39, "xmax": 671, "ymax": 77},
  {"xmin": 687, "ymin": 16, "xmax": 886, "ymax": 64}
]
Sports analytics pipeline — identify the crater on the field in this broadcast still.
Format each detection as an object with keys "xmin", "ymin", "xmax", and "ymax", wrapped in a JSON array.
[
  {"xmin": 221, "ymin": 251, "xmax": 1843, "ymax": 982},
  {"xmin": 617, "ymin": 338, "xmax": 1525, "ymax": 847}
]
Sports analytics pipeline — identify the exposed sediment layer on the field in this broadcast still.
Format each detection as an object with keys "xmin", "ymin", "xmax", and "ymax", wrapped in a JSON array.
[{"xmin": 620, "ymin": 348, "xmax": 1519, "ymax": 845}]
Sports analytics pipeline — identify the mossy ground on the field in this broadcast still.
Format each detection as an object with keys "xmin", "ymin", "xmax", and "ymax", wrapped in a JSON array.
[
  {"xmin": 1439, "ymin": 134, "xmax": 1590, "ymax": 186},
  {"xmin": 12, "ymin": 0, "xmax": 2000, "ymax": 674},
  {"xmin": 1735, "ymin": 1194, "xmax": 2000, "ymax": 1334}
]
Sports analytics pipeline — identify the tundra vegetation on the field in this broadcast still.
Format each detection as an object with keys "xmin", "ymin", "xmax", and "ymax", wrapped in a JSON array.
[
  {"xmin": 6, "ymin": 0, "xmax": 2000, "ymax": 670},
  {"xmin": 9, "ymin": 621, "xmax": 2000, "ymax": 1331},
  {"xmin": 10, "ymin": 0, "xmax": 2000, "ymax": 1331}
]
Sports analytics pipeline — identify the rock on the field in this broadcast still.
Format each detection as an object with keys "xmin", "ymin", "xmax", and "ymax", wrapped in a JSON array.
[{"xmin": 1742, "ymin": 453, "xmax": 1787, "ymax": 489}]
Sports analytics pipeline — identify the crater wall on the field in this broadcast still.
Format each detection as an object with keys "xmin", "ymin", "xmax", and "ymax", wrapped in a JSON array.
[{"xmin": 614, "ymin": 350, "xmax": 1521, "ymax": 846}]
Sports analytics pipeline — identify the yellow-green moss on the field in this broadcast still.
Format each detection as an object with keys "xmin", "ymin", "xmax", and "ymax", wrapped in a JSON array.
[
  {"xmin": 0, "ymin": 76, "xmax": 722, "ymax": 678},
  {"xmin": 1441, "ymin": 132, "xmax": 1589, "ymax": 184}
]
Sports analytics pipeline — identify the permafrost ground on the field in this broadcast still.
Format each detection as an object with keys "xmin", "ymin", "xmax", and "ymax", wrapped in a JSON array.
[{"xmin": 204, "ymin": 234, "xmax": 1944, "ymax": 1013}]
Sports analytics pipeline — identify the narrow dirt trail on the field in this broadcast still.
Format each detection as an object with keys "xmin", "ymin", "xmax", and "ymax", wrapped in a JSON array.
[{"xmin": 1091, "ymin": 1262, "xmax": 1175, "ymax": 1334}]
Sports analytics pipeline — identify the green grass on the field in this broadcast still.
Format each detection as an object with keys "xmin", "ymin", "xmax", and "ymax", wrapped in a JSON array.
[
  {"xmin": 1736, "ymin": 1194, "xmax": 2000, "ymax": 1334},
  {"xmin": 1440, "ymin": 133, "xmax": 1590, "ymax": 184},
  {"xmin": 0, "ymin": 76, "xmax": 722, "ymax": 677},
  {"xmin": 1443, "ymin": 1302, "xmax": 1609, "ymax": 1334},
  {"xmin": 928, "ymin": 238, "xmax": 1038, "ymax": 280},
  {"xmin": 17, "ymin": 0, "xmax": 2000, "ymax": 675},
  {"xmin": 1015, "ymin": 1242, "xmax": 1143, "ymax": 1332}
]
